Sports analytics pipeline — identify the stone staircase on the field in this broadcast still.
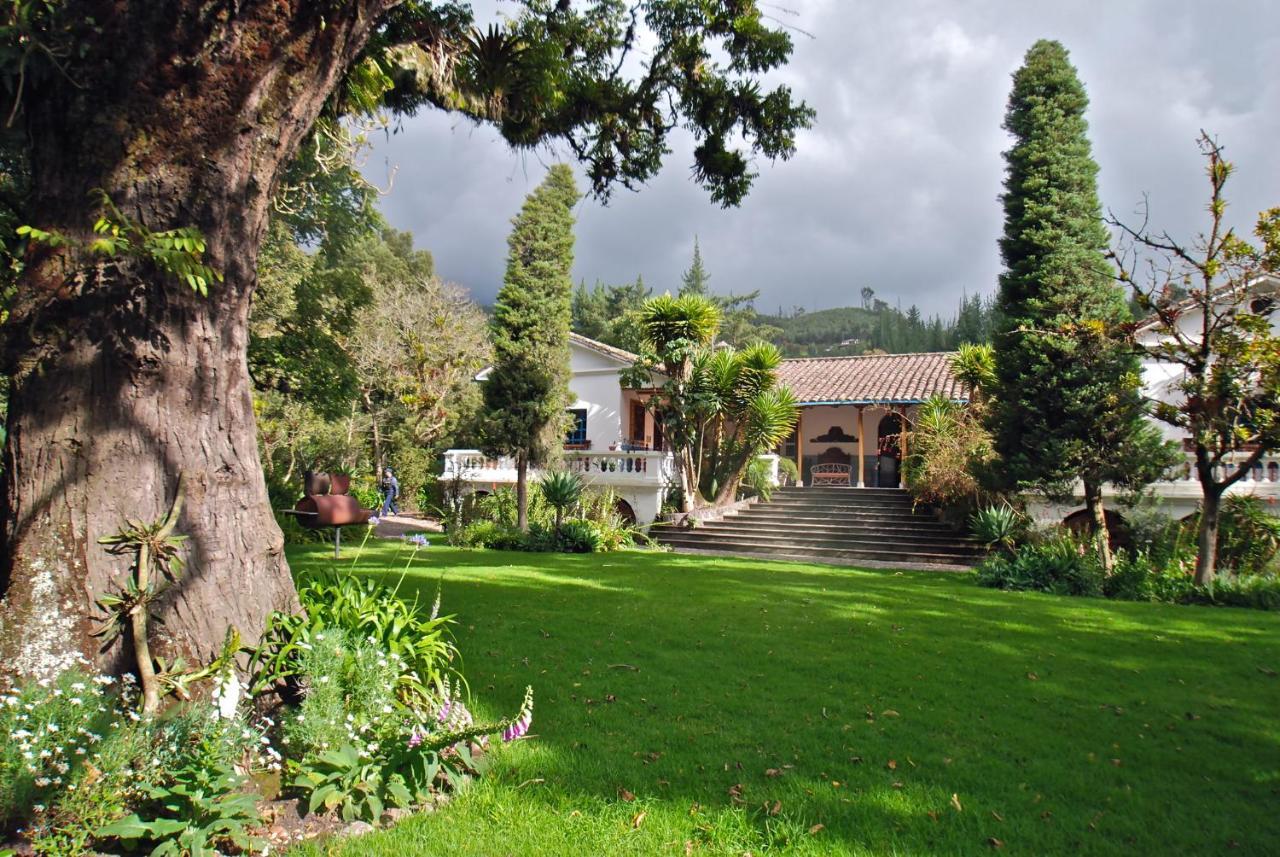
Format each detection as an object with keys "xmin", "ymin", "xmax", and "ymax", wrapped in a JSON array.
[{"xmin": 654, "ymin": 486, "xmax": 984, "ymax": 568}]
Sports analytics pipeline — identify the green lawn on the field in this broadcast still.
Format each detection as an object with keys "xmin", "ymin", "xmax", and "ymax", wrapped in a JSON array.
[{"xmin": 286, "ymin": 543, "xmax": 1280, "ymax": 856}]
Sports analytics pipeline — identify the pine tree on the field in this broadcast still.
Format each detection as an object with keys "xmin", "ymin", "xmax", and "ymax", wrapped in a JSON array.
[
  {"xmin": 482, "ymin": 165, "xmax": 580, "ymax": 531},
  {"xmin": 991, "ymin": 40, "xmax": 1174, "ymax": 570},
  {"xmin": 680, "ymin": 237, "xmax": 711, "ymax": 296}
]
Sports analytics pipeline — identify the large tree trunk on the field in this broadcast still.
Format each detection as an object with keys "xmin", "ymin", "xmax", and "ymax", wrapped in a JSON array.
[
  {"xmin": 1082, "ymin": 478, "xmax": 1114, "ymax": 574},
  {"xmin": 0, "ymin": 1, "xmax": 396, "ymax": 681},
  {"xmin": 516, "ymin": 452, "xmax": 529, "ymax": 533},
  {"xmin": 1195, "ymin": 487, "xmax": 1222, "ymax": 587}
]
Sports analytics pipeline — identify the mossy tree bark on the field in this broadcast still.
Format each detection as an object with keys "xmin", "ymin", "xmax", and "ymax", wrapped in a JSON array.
[{"xmin": 0, "ymin": 2, "xmax": 396, "ymax": 679}]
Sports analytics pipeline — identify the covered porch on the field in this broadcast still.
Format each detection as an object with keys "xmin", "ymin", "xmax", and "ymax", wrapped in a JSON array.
[
  {"xmin": 778, "ymin": 404, "xmax": 915, "ymax": 488},
  {"xmin": 773, "ymin": 351, "xmax": 966, "ymax": 488}
]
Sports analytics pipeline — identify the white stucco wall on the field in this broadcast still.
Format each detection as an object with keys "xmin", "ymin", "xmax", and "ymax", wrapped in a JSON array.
[{"xmin": 567, "ymin": 343, "xmax": 627, "ymax": 449}]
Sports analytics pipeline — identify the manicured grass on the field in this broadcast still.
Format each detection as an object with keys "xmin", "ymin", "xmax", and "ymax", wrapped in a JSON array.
[{"xmin": 286, "ymin": 543, "xmax": 1280, "ymax": 856}]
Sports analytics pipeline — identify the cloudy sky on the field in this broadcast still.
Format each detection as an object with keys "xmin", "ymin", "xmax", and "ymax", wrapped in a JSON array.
[{"xmin": 364, "ymin": 0, "xmax": 1279, "ymax": 318}]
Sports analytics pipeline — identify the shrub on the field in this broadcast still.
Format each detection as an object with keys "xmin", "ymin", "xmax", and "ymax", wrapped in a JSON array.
[
  {"xmin": 975, "ymin": 535, "xmax": 1104, "ymax": 597},
  {"xmin": 906, "ymin": 393, "xmax": 996, "ymax": 511},
  {"xmin": 1217, "ymin": 496, "xmax": 1280, "ymax": 575},
  {"xmin": 540, "ymin": 471, "xmax": 584, "ymax": 531},
  {"xmin": 1204, "ymin": 573, "xmax": 1280, "ymax": 610},
  {"xmin": 450, "ymin": 519, "xmax": 503, "ymax": 548},
  {"xmin": 739, "ymin": 458, "xmax": 778, "ymax": 502},
  {"xmin": 556, "ymin": 520, "xmax": 603, "ymax": 553},
  {"xmin": 250, "ymin": 572, "xmax": 458, "ymax": 708},
  {"xmin": 970, "ymin": 504, "xmax": 1024, "ymax": 554},
  {"xmin": 0, "ymin": 667, "xmax": 137, "ymax": 827}
]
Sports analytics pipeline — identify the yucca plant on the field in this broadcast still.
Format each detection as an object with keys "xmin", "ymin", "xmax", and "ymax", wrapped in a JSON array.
[
  {"xmin": 539, "ymin": 471, "xmax": 584, "ymax": 533},
  {"xmin": 971, "ymin": 503, "xmax": 1023, "ymax": 554}
]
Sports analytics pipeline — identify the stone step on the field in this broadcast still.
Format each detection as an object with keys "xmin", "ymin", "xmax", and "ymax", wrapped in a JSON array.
[
  {"xmin": 658, "ymin": 527, "xmax": 982, "ymax": 555},
  {"xmin": 701, "ymin": 520, "xmax": 979, "ymax": 544},
  {"xmin": 656, "ymin": 532, "xmax": 981, "ymax": 566},
  {"xmin": 729, "ymin": 510, "xmax": 951, "ymax": 528}
]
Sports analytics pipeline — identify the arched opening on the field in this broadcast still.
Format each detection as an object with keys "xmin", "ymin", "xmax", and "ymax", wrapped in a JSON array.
[
  {"xmin": 876, "ymin": 413, "xmax": 903, "ymax": 488},
  {"xmin": 614, "ymin": 498, "xmax": 637, "ymax": 526},
  {"xmin": 1062, "ymin": 508, "xmax": 1132, "ymax": 553}
]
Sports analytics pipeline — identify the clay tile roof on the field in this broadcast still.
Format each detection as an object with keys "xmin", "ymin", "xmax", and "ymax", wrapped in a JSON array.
[
  {"xmin": 569, "ymin": 332, "xmax": 638, "ymax": 365},
  {"xmin": 776, "ymin": 352, "xmax": 966, "ymax": 405}
]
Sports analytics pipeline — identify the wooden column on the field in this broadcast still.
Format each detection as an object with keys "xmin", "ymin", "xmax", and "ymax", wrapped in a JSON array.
[
  {"xmin": 795, "ymin": 409, "xmax": 804, "ymax": 486},
  {"xmin": 856, "ymin": 405, "xmax": 866, "ymax": 488}
]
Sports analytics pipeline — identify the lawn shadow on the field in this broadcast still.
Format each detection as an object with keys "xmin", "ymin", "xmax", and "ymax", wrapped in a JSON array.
[{"xmin": 286, "ymin": 543, "xmax": 1280, "ymax": 855}]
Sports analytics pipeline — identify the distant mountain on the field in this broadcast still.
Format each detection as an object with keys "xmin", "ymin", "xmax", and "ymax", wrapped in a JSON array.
[{"xmin": 759, "ymin": 295, "xmax": 997, "ymax": 357}]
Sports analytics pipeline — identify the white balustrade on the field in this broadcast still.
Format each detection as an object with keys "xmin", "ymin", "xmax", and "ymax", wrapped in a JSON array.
[{"xmin": 442, "ymin": 448, "xmax": 674, "ymax": 487}]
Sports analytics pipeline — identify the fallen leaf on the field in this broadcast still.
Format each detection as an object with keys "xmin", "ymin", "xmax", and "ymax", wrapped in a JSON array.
[
  {"xmin": 765, "ymin": 800, "xmax": 782, "ymax": 816},
  {"xmin": 1026, "ymin": 672, "xmax": 1039, "ymax": 681},
  {"xmin": 991, "ymin": 811, "xmax": 1005, "ymax": 822},
  {"xmin": 1257, "ymin": 666, "xmax": 1277, "ymax": 677},
  {"xmin": 987, "ymin": 837, "xmax": 1005, "ymax": 849},
  {"xmin": 850, "ymin": 756, "xmax": 864, "ymax": 764},
  {"xmin": 951, "ymin": 793, "xmax": 963, "ymax": 812},
  {"xmin": 619, "ymin": 788, "xmax": 636, "ymax": 802},
  {"xmin": 1110, "ymin": 758, "xmax": 1123, "ymax": 767},
  {"xmin": 728, "ymin": 783, "xmax": 746, "ymax": 805},
  {"xmin": 605, "ymin": 694, "xmax": 617, "ymax": 703},
  {"xmin": 631, "ymin": 811, "xmax": 646, "ymax": 829},
  {"xmin": 808, "ymin": 824, "xmax": 825, "ymax": 835},
  {"xmin": 765, "ymin": 768, "xmax": 782, "ymax": 778},
  {"xmin": 882, "ymin": 709, "xmax": 901, "ymax": 718},
  {"xmin": 685, "ymin": 842, "xmax": 694, "ymax": 856},
  {"xmin": 887, "ymin": 759, "xmax": 898, "ymax": 770}
]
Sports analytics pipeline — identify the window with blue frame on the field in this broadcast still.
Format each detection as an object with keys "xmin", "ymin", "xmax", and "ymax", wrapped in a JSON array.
[{"xmin": 565, "ymin": 408, "xmax": 588, "ymax": 447}]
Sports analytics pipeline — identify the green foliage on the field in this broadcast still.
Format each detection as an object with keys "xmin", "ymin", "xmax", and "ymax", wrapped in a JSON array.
[
  {"xmin": 293, "ymin": 742, "xmax": 392, "ymax": 823},
  {"xmin": 539, "ymin": 471, "xmax": 583, "ymax": 531},
  {"xmin": 975, "ymin": 535, "xmax": 1105, "ymax": 597},
  {"xmin": 97, "ymin": 760, "xmax": 262, "ymax": 857},
  {"xmin": 991, "ymin": 40, "xmax": 1170, "ymax": 513},
  {"xmin": 481, "ymin": 166, "xmax": 579, "ymax": 527},
  {"xmin": 1115, "ymin": 134, "xmax": 1280, "ymax": 583},
  {"xmin": 951, "ymin": 343, "xmax": 997, "ymax": 398},
  {"xmin": 739, "ymin": 457, "xmax": 778, "ymax": 501},
  {"xmin": 1189, "ymin": 495, "xmax": 1280, "ymax": 576},
  {"xmin": 555, "ymin": 520, "xmax": 603, "ymax": 553},
  {"xmin": 906, "ymin": 394, "xmax": 995, "ymax": 511},
  {"xmin": 625, "ymin": 299, "xmax": 796, "ymax": 510},
  {"xmin": 373, "ymin": 3, "xmax": 813, "ymax": 207},
  {"xmin": 758, "ymin": 292, "xmax": 999, "ymax": 357},
  {"xmin": 970, "ymin": 504, "xmax": 1024, "ymax": 554},
  {"xmin": 572, "ymin": 276, "xmax": 651, "ymax": 352},
  {"xmin": 249, "ymin": 572, "xmax": 458, "ymax": 709}
]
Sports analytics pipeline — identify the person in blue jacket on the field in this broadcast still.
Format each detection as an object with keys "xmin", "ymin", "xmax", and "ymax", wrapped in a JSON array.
[{"xmin": 380, "ymin": 467, "xmax": 400, "ymax": 517}]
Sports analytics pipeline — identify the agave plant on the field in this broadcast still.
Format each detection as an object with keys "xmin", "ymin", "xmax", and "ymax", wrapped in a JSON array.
[
  {"xmin": 539, "ymin": 470, "xmax": 584, "ymax": 533},
  {"xmin": 971, "ymin": 503, "xmax": 1023, "ymax": 554}
]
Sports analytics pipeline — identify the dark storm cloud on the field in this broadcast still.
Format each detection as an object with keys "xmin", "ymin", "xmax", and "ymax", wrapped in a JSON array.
[{"xmin": 365, "ymin": 0, "xmax": 1279, "ymax": 318}]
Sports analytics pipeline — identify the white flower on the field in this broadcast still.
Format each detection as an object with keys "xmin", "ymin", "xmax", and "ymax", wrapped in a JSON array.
[
  {"xmin": 318, "ymin": 676, "xmax": 330, "ymax": 684},
  {"xmin": 211, "ymin": 668, "xmax": 242, "ymax": 720},
  {"xmin": 69, "ymin": 682, "xmax": 86, "ymax": 691},
  {"xmin": 45, "ymin": 723, "xmax": 58, "ymax": 733}
]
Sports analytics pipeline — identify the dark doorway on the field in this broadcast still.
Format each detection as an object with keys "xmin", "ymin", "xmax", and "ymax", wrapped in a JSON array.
[{"xmin": 876, "ymin": 413, "xmax": 902, "ymax": 488}]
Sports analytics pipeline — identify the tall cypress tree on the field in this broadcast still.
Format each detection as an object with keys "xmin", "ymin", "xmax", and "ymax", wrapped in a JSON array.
[
  {"xmin": 482, "ymin": 165, "xmax": 580, "ymax": 531},
  {"xmin": 680, "ymin": 237, "xmax": 711, "ymax": 296},
  {"xmin": 992, "ymin": 40, "xmax": 1173, "ymax": 570}
]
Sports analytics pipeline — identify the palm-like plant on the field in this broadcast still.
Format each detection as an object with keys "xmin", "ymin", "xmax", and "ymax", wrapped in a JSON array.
[
  {"xmin": 951, "ymin": 343, "xmax": 997, "ymax": 401},
  {"xmin": 539, "ymin": 471, "xmax": 583, "ymax": 533}
]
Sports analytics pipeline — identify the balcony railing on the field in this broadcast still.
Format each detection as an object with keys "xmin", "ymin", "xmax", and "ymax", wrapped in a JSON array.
[{"xmin": 442, "ymin": 449, "xmax": 675, "ymax": 487}]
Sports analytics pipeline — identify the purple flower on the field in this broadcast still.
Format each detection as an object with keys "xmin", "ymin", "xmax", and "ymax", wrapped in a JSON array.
[
  {"xmin": 437, "ymin": 699, "xmax": 453, "ymax": 723},
  {"xmin": 409, "ymin": 534, "xmax": 430, "ymax": 547},
  {"xmin": 367, "ymin": 516, "xmax": 381, "ymax": 527},
  {"xmin": 407, "ymin": 727, "xmax": 425, "ymax": 749}
]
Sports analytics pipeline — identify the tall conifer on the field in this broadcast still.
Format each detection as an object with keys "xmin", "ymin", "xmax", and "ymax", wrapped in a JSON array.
[
  {"xmin": 482, "ymin": 165, "xmax": 580, "ymax": 531},
  {"xmin": 992, "ymin": 40, "xmax": 1173, "ymax": 569}
]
